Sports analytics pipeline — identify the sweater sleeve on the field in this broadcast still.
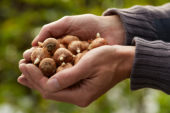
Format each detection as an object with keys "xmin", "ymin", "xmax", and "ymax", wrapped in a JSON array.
[
  {"xmin": 103, "ymin": 3, "xmax": 170, "ymax": 45},
  {"xmin": 131, "ymin": 37, "xmax": 170, "ymax": 94}
]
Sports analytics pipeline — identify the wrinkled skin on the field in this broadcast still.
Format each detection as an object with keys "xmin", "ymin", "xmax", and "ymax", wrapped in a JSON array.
[
  {"xmin": 18, "ymin": 14, "xmax": 135, "ymax": 107},
  {"xmin": 18, "ymin": 45, "xmax": 135, "ymax": 107},
  {"xmin": 31, "ymin": 14, "xmax": 125, "ymax": 46}
]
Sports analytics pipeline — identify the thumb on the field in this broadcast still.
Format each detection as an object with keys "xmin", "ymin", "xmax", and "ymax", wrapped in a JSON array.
[
  {"xmin": 32, "ymin": 16, "xmax": 72, "ymax": 46},
  {"xmin": 46, "ymin": 65, "xmax": 85, "ymax": 92}
]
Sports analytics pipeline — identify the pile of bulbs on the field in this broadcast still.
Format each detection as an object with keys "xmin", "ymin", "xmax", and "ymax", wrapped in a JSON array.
[{"xmin": 30, "ymin": 33, "xmax": 108, "ymax": 77}]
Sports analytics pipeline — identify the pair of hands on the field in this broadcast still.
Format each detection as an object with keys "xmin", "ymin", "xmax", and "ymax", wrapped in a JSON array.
[{"xmin": 18, "ymin": 14, "xmax": 135, "ymax": 107}]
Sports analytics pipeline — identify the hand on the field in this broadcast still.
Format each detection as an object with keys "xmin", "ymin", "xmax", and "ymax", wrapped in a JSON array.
[
  {"xmin": 32, "ymin": 14, "xmax": 125, "ymax": 46},
  {"xmin": 18, "ymin": 45, "xmax": 135, "ymax": 107}
]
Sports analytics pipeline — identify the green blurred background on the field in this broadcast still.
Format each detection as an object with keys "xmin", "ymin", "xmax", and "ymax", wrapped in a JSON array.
[{"xmin": 0, "ymin": 0, "xmax": 170, "ymax": 113}]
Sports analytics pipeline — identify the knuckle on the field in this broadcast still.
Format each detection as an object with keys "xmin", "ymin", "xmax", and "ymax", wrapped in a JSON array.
[
  {"xmin": 84, "ymin": 14, "xmax": 95, "ymax": 17},
  {"xmin": 112, "ymin": 45, "xmax": 120, "ymax": 53},
  {"xmin": 42, "ymin": 24, "xmax": 50, "ymax": 32},
  {"xmin": 62, "ymin": 16, "xmax": 71, "ymax": 22}
]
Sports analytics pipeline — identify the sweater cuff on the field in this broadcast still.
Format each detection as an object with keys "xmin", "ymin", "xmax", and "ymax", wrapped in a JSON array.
[
  {"xmin": 103, "ymin": 6, "xmax": 157, "ymax": 45},
  {"xmin": 130, "ymin": 37, "xmax": 170, "ymax": 94}
]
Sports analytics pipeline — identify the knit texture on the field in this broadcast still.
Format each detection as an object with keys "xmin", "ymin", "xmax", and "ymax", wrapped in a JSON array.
[
  {"xmin": 131, "ymin": 37, "xmax": 170, "ymax": 94},
  {"xmin": 103, "ymin": 3, "xmax": 170, "ymax": 45}
]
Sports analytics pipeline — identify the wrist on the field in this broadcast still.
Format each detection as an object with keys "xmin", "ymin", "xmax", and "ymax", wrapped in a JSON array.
[
  {"xmin": 101, "ymin": 15, "xmax": 125, "ymax": 45},
  {"xmin": 124, "ymin": 46, "xmax": 135, "ymax": 78},
  {"xmin": 113, "ymin": 45, "xmax": 135, "ymax": 82}
]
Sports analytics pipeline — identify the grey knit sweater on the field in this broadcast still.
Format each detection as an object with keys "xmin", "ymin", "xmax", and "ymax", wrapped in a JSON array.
[{"xmin": 103, "ymin": 3, "xmax": 170, "ymax": 94}]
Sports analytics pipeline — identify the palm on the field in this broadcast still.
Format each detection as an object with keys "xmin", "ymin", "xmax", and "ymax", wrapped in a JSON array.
[{"xmin": 47, "ymin": 46, "xmax": 119, "ymax": 105}]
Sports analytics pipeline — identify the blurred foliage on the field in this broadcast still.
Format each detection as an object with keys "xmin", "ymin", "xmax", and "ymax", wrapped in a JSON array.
[{"xmin": 0, "ymin": 0, "xmax": 170, "ymax": 113}]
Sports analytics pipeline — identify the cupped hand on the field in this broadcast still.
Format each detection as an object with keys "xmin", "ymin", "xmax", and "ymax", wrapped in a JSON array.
[
  {"xmin": 32, "ymin": 14, "xmax": 125, "ymax": 46},
  {"xmin": 18, "ymin": 45, "xmax": 135, "ymax": 107}
]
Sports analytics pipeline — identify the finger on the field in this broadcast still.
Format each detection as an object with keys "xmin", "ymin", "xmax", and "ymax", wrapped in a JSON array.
[
  {"xmin": 19, "ymin": 59, "xmax": 27, "ymax": 65},
  {"xmin": 21, "ymin": 63, "xmax": 48, "ymax": 90},
  {"xmin": 19, "ymin": 64, "xmax": 44, "ymax": 93},
  {"xmin": 17, "ymin": 74, "xmax": 34, "ymax": 89},
  {"xmin": 32, "ymin": 17, "xmax": 71, "ymax": 46},
  {"xmin": 46, "ymin": 65, "xmax": 86, "ymax": 92},
  {"xmin": 23, "ymin": 47, "xmax": 35, "ymax": 61}
]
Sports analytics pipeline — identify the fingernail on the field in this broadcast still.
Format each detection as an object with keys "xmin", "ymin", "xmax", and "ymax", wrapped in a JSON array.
[
  {"xmin": 47, "ymin": 79, "xmax": 60, "ymax": 92},
  {"xmin": 23, "ymin": 48, "xmax": 35, "ymax": 61},
  {"xmin": 19, "ymin": 64, "xmax": 29, "ymax": 76},
  {"xmin": 32, "ymin": 38, "xmax": 38, "ymax": 46},
  {"xmin": 19, "ymin": 59, "xmax": 26, "ymax": 65},
  {"xmin": 17, "ymin": 75, "xmax": 25, "ymax": 83},
  {"xmin": 23, "ymin": 49, "xmax": 31, "ymax": 55}
]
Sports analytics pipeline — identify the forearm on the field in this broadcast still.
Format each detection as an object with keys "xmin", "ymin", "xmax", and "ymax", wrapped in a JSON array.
[
  {"xmin": 131, "ymin": 37, "xmax": 170, "ymax": 94},
  {"xmin": 103, "ymin": 3, "xmax": 170, "ymax": 45}
]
